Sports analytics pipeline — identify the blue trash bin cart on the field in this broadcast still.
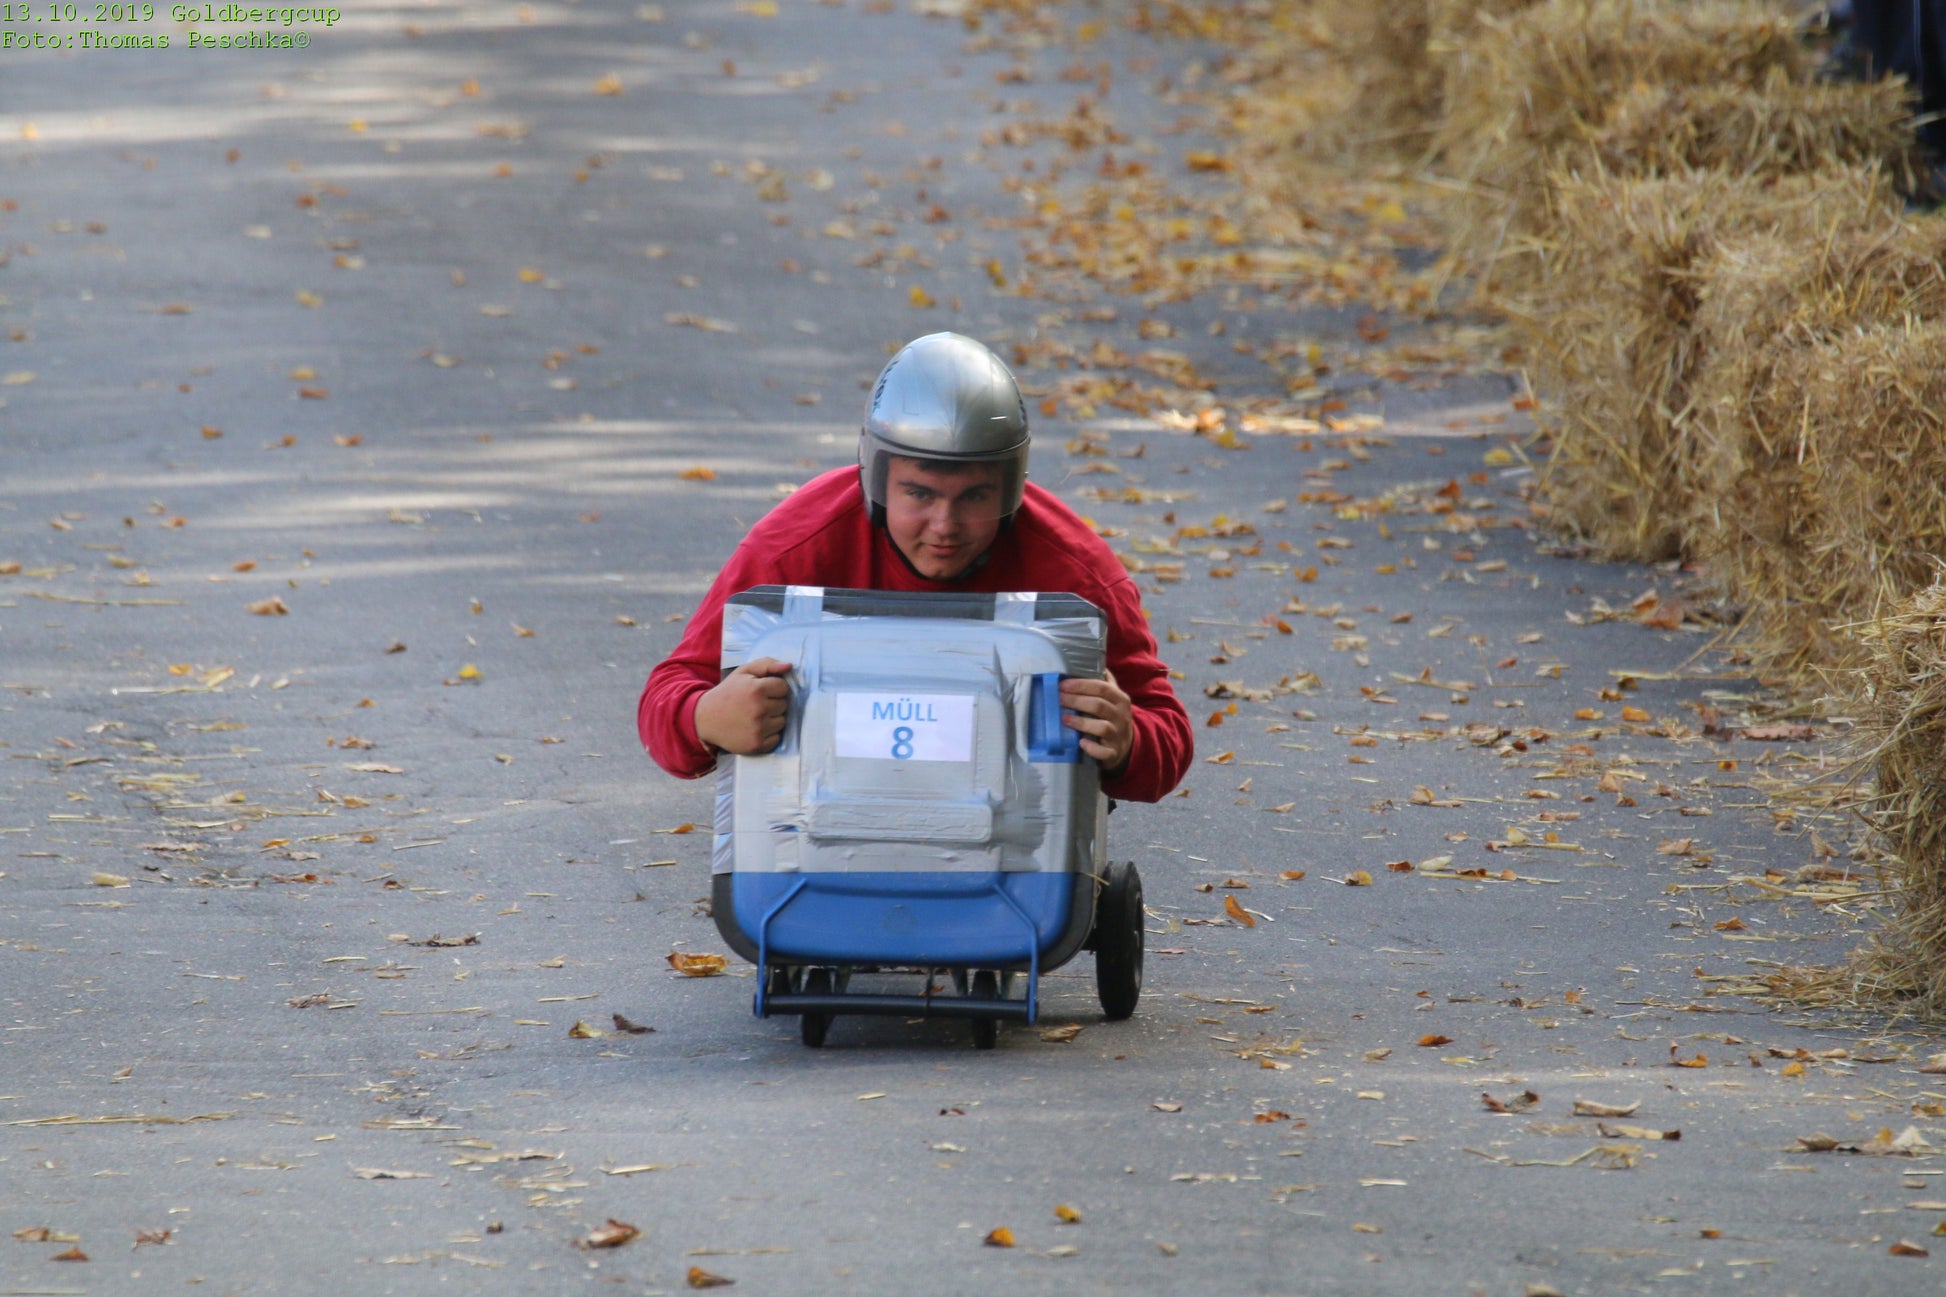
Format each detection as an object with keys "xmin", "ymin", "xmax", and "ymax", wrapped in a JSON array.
[{"xmin": 707, "ymin": 586, "xmax": 1144, "ymax": 1048}]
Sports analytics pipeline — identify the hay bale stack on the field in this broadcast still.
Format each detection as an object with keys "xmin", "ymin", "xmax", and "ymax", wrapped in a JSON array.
[
  {"xmin": 1434, "ymin": 0, "xmax": 1911, "ymax": 290},
  {"xmin": 1686, "ymin": 217, "xmax": 1946, "ymax": 671},
  {"xmin": 1849, "ymin": 576, "xmax": 1946, "ymax": 1012},
  {"xmin": 1523, "ymin": 165, "xmax": 1896, "ymax": 561}
]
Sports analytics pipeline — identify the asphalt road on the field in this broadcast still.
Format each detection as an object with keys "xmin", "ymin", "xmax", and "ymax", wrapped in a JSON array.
[{"xmin": 3, "ymin": 3, "xmax": 1943, "ymax": 1295}]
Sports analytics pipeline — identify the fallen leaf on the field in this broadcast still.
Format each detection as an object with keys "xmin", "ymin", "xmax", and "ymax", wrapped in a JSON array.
[
  {"xmin": 1863, "ymin": 1126, "xmax": 1937, "ymax": 1156},
  {"xmin": 1482, "ymin": 1089, "xmax": 1539, "ymax": 1114},
  {"xmin": 1598, "ymin": 1123, "xmax": 1680, "ymax": 1142},
  {"xmin": 665, "ymin": 313, "xmax": 737, "ymax": 333},
  {"xmin": 1040, "ymin": 1023, "xmax": 1084, "ymax": 1043},
  {"xmin": 50, "ymin": 1246, "xmax": 88, "ymax": 1261},
  {"xmin": 246, "ymin": 596, "xmax": 290, "ymax": 616},
  {"xmin": 1345, "ymin": 870, "xmax": 1373, "ymax": 887},
  {"xmin": 567, "ymin": 1020, "xmax": 607, "ymax": 1039},
  {"xmin": 1054, "ymin": 1203, "xmax": 1082, "ymax": 1224},
  {"xmin": 666, "ymin": 951, "xmax": 727, "ymax": 977},
  {"xmin": 1223, "ymin": 894, "xmax": 1256, "ymax": 927},
  {"xmin": 1891, "ymin": 1241, "xmax": 1930, "ymax": 1258},
  {"xmin": 1573, "ymin": 1100, "xmax": 1641, "ymax": 1118},
  {"xmin": 687, "ymin": 1266, "xmax": 735, "ymax": 1288},
  {"xmin": 1417, "ymin": 1034, "xmax": 1452, "ymax": 1048},
  {"xmin": 1742, "ymin": 724, "xmax": 1816, "ymax": 742},
  {"xmin": 678, "ymin": 466, "xmax": 718, "ymax": 481},
  {"xmin": 984, "ymin": 1228, "xmax": 1015, "ymax": 1248},
  {"xmin": 611, "ymin": 1013, "xmax": 653, "ymax": 1035},
  {"xmin": 351, "ymin": 1167, "xmax": 433, "ymax": 1180},
  {"xmin": 1152, "ymin": 1102, "xmax": 1182, "ymax": 1113},
  {"xmin": 582, "ymin": 1219, "xmax": 640, "ymax": 1249}
]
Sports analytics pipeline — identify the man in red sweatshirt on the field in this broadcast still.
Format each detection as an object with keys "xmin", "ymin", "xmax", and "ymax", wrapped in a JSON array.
[{"xmin": 638, "ymin": 331, "xmax": 1192, "ymax": 804}]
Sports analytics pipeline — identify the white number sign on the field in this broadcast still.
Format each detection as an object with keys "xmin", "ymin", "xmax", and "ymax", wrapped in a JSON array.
[{"xmin": 834, "ymin": 692, "xmax": 975, "ymax": 762}]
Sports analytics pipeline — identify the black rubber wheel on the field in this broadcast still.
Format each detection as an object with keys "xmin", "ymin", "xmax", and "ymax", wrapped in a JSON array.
[
  {"xmin": 969, "ymin": 970, "xmax": 1000, "ymax": 1051},
  {"xmin": 1094, "ymin": 860, "xmax": 1144, "ymax": 1021},
  {"xmin": 800, "ymin": 968, "xmax": 834, "ymax": 1049}
]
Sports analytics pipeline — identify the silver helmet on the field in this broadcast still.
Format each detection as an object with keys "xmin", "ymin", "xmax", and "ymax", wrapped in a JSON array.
[{"xmin": 859, "ymin": 332, "xmax": 1030, "ymax": 525}]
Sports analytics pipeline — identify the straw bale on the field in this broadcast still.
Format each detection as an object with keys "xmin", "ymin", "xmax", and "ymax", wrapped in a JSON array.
[
  {"xmin": 1329, "ymin": 0, "xmax": 1545, "ymax": 143},
  {"xmin": 1695, "ymin": 317, "xmax": 1946, "ymax": 675},
  {"xmin": 1686, "ymin": 217, "xmax": 1946, "ymax": 671},
  {"xmin": 1524, "ymin": 165, "xmax": 1896, "ymax": 561},
  {"xmin": 1592, "ymin": 71, "xmax": 1917, "ymax": 188},
  {"xmin": 1431, "ymin": 0, "xmax": 1913, "ymax": 289},
  {"xmin": 1845, "ymin": 574, "xmax": 1946, "ymax": 1012}
]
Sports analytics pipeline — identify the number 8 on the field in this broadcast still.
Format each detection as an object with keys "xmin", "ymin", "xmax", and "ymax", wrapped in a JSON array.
[{"xmin": 890, "ymin": 725, "xmax": 914, "ymax": 760}]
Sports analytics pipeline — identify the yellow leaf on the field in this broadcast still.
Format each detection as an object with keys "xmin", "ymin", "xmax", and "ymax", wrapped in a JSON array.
[
  {"xmin": 736, "ymin": 0, "xmax": 778, "ymax": 12},
  {"xmin": 908, "ymin": 285, "xmax": 936, "ymax": 308},
  {"xmin": 1054, "ymin": 1203, "xmax": 1082, "ymax": 1224},
  {"xmin": 687, "ymin": 1267, "xmax": 735, "ymax": 1289},
  {"xmin": 456, "ymin": 663, "xmax": 482, "ymax": 680},
  {"xmin": 294, "ymin": 290, "xmax": 322, "ymax": 308},
  {"xmin": 1223, "ymin": 894, "xmax": 1256, "ymax": 928},
  {"xmin": 593, "ymin": 73, "xmax": 624, "ymax": 96},
  {"xmin": 983, "ymin": 1227, "xmax": 1015, "ymax": 1248},
  {"xmin": 517, "ymin": 267, "xmax": 545, "ymax": 283},
  {"xmin": 568, "ymin": 1020, "xmax": 607, "ymax": 1039},
  {"xmin": 2, "ymin": 371, "xmax": 35, "ymax": 386},
  {"xmin": 1621, "ymin": 706, "xmax": 1650, "ymax": 723},
  {"xmin": 92, "ymin": 872, "xmax": 130, "ymax": 888},
  {"xmin": 678, "ymin": 466, "xmax": 717, "ymax": 481},
  {"xmin": 1346, "ymin": 870, "xmax": 1373, "ymax": 887},
  {"xmin": 666, "ymin": 951, "xmax": 727, "ymax": 977}
]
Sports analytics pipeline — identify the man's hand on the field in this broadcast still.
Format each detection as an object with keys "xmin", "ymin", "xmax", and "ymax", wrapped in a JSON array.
[
  {"xmin": 1061, "ymin": 670, "xmax": 1134, "ymax": 775},
  {"xmin": 693, "ymin": 657, "xmax": 793, "ymax": 756}
]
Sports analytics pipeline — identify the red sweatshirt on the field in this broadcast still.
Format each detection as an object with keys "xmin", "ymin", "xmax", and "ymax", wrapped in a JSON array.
[{"xmin": 638, "ymin": 467, "xmax": 1192, "ymax": 803}]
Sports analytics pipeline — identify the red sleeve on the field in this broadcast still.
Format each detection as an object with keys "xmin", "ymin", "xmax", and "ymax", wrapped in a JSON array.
[
  {"xmin": 1094, "ymin": 573, "xmax": 1194, "ymax": 803},
  {"xmin": 638, "ymin": 542, "xmax": 767, "ymax": 780}
]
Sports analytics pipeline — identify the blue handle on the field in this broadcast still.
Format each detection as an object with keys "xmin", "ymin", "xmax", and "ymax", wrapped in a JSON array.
[{"xmin": 1027, "ymin": 672, "xmax": 1081, "ymax": 763}]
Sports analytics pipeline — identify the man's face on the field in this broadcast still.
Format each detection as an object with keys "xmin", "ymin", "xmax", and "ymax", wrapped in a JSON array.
[{"xmin": 882, "ymin": 456, "xmax": 1006, "ymax": 581}]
